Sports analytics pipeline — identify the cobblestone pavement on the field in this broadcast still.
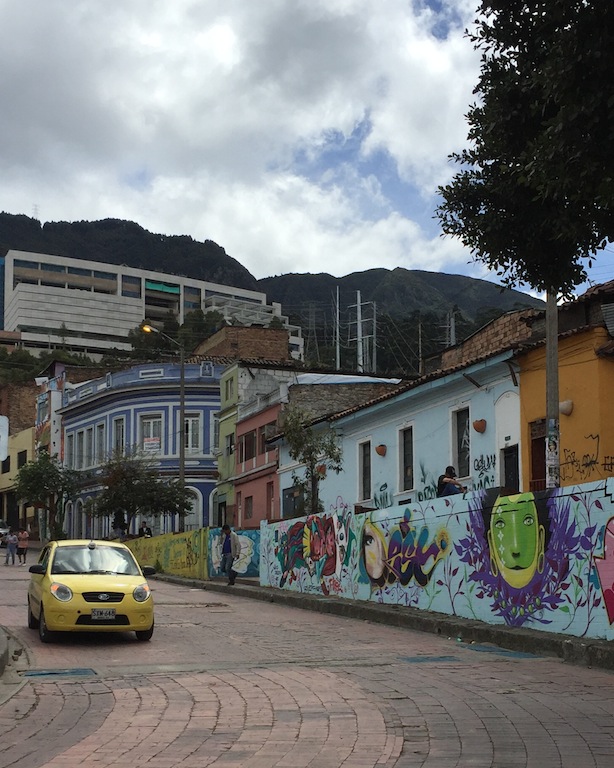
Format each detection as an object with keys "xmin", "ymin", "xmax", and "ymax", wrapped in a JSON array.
[{"xmin": 1, "ymin": 565, "xmax": 614, "ymax": 767}]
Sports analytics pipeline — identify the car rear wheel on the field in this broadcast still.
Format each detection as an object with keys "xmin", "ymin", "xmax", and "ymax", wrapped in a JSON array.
[
  {"xmin": 38, "ymin": 607, "xmax": 54, "ymax": 643},
  {"xmin": 135, "ymin": 623, "xmax": 154, "ymax": 642},
  {"xmin": 27, "ymin": 598, "xmax": 39, "ymax": 629}
]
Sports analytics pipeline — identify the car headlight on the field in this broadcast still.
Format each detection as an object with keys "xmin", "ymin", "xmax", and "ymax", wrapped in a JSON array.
[
  {"xmin": 50, "ymin": 582, "xmax": 73, "ymax": 602},
  {"xmin": 133, "ymin": 583, "xmax": 151, "ymax": 603}
]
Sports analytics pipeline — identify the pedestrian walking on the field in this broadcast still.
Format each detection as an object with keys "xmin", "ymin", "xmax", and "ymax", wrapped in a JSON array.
[
  {"xmin": 4, "ymin": 529, "xmax": 18, "ymax": 565},
  {"xmin": 17, "ymin": 527, "xmax": 29, "ymax": 565},
  {"xmin": 220, "ymin": 524, "xmax": 241, "ymax": 585}
]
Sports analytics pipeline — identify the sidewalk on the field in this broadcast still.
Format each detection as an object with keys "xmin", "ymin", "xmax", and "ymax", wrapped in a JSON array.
[{"xmin": 156, "ymin": 573, "xmax": 614, "ymax": 671}]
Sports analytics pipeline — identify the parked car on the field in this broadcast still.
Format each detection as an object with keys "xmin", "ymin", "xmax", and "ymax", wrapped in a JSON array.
[
  {"xmin": 27, "ymin": 539, "xmax": 155, "ymax": 643},
  {"xmin": 0, "ymin": 519, "xmax": 9, "ymax": 547}
]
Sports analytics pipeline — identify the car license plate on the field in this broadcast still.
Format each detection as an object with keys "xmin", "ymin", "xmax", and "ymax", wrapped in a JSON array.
[{"xmin": 91, "ymin": 608, "xmax": 116, "ymax": 620}]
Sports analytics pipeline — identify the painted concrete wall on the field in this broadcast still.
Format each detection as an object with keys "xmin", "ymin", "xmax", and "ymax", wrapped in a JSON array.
[
  {"xmin": 260, "ymin": 480, "xmax": 614, "ymax": 642},
  {"xmin": 208, "ymin": 527, "xmax": 260, "ymax": 578},
  {"xmin": 128, "ymin": 529, "xmax": 208, "ymax": 580},
  {"xmin": 126, "ymin": 526, "xmax": 260, "ymax": 580}
]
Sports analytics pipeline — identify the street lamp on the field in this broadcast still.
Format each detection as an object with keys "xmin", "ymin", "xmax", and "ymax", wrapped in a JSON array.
[{"xmin": 142, "ymin": 324, "xmax": 186, "ymax": 531}]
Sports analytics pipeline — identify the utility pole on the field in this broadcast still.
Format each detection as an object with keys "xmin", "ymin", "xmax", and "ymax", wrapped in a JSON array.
[
  {"xmin": 545, "ymin": 292, "xmax": 560, "ymax": 488},
  {"xmin": 356, "ymin": 291, "xmax": 364, "ymax": 372},
  {"xmin": 335, "ymin": 286, "xmax": 340, "ymax": 370}
]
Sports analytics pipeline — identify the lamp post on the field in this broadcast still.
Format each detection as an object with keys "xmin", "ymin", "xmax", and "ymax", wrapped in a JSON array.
[{"xmin": 142, "ymin": 324, "xmax": 186, "ymax": 531}]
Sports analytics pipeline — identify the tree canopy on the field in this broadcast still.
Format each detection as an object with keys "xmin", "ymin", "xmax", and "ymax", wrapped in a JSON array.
[
  {"xmin": 436, "ymin": 1, "xmax": 614, "ymax": 295},
  {"xmin": 15, "ymin": 451, "xmax": 78, "ymax": 539},
  {"xmin": 91, "ymin": 449, "xmax": 195, "ymax": 532},
  {"xmin": 281, "ymin": 406, "xmax": 342, "ymax": 516}
]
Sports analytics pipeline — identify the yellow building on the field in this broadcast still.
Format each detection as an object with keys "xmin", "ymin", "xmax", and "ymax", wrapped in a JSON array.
[
  {"xmin": 0, "ymin": 427, "xmax": 36, "ymax": 535},
  {"xmin": 518, "ymin": 325, "xmax": 614, "ymax": 490}
]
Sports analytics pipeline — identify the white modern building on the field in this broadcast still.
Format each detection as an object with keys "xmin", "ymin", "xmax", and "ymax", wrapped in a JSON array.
[{"xmin": 2, "ymin": 250, "xmax": 303, "ymax": 358}]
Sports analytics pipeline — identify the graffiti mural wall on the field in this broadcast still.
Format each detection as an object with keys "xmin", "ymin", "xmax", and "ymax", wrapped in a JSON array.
[
  {"xmin": 128, "ymin": 529, "xmax": 208, "ymax": 579},
  {"xmin": 209, "ymin": 527, "xmax": 260, "ymax": 578},
  {"xmin": 260, "ymin": 479, "xmax": 614, "ymax": 641}
]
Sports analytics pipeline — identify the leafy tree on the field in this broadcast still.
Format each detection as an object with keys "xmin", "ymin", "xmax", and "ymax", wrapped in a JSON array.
[
  {"xmin": 281, "ymin": 406, "xmax": 342, "ymax": 516},
  {"xmin": 436, "ymin": 1, "xmax": 614, "ymax": 295},
  {"xmin": 14, "ymin": 451, "xmax": 78, "ymax": 540},
  {"xmin": 178, "ymin": 309, "xmax": 224, "ymax": 352},
  {"xmin": 90, "ymin": 449, "xmax": 194, "ymax": 532}
]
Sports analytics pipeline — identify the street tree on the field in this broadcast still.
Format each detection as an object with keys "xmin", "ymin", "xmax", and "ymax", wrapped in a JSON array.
[
  {"xmin": 91, "ymin": 449, "xmax": 194, "ymax": 533},
  {"xmin": 15, "ymin": 451, "xmax": 78, "ymax": 540},
  {"xmin": 281, "ymin": 406, "xmax": 343, "ymax": 517},
  {"xmin": 436, "ymin": 0, "xmax": 614, "ymax": 296}
]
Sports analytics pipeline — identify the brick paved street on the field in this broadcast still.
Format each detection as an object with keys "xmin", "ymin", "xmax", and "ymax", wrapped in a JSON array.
[{"xmin": 1, "ymin": 564, "xmax": 614, "ymax": 767}]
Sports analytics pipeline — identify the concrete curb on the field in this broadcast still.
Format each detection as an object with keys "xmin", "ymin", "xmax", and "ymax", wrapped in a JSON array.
[
  {"xmin": 155, "ymin": 574, "xmax": 614, "ymax": 671},
  {"xmin": 0, "ymin": 630, "xmax": 8, "ymax": 677}
]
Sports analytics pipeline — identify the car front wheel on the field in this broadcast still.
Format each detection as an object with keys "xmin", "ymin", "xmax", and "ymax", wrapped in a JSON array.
[
  {"xmin": 135, "ymin": 623, "xmax": 154, "ymax": 642},
  {"xmin": 27, "ymin": 599, "xmax": 39, "ymax": 629},
  {"xmin": 38, "ymin": 608, "xmax": 54, "ymax": 643}
]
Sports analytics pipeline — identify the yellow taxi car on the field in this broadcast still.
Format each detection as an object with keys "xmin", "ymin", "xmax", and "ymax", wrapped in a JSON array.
[{"xmin": 28, "ymin": 539, "xmax": 155, "ymax": 643}]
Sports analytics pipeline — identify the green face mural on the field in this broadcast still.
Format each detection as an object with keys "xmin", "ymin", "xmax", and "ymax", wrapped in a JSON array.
[{"xmin": 487, "ymin": 493, "xmax": 545, "ymax": 589}]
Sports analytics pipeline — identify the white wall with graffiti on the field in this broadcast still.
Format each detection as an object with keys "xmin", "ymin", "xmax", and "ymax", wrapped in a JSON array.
[
  {"xmin": 260, "ymin": 479, "xmax": 614, "ymax": 641},
  {"xmin": 277, "ymin": 354, "xmax": 521, "ymax": 518}
]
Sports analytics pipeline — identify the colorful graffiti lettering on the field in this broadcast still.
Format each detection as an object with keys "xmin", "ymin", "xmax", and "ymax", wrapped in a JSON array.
[{"xmin": 362, "ymin": 508, "xmax": 449, "ymax": 589}]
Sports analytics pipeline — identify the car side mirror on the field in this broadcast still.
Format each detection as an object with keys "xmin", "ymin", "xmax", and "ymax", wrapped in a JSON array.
[
  {"xmin": 29, "ymin": 564, "xmax": 45, "ymax": 574},
  {"xmin": 141, "ymin": 565, "xmax": 156, "ymax": 577}
]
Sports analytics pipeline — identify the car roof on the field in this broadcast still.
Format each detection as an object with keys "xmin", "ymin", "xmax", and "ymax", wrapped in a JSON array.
[{"xmin": 51, "ymin": 539, "xmax": 130, "ymax": 549}]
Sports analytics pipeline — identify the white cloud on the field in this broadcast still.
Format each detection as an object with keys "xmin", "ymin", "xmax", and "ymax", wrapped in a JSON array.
[{"xmin": 0, "ymin": 0, "xmax": 488, "ymax": 282}]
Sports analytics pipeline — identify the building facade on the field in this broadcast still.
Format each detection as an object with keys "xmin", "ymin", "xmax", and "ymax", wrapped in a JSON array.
[
  {"xmin": 3, "ymin": 249, "xmax": 303, "ymax": 358},
  {"xmin": 59, "ymin": 360, "xmax": 224, "ymax": 538}
]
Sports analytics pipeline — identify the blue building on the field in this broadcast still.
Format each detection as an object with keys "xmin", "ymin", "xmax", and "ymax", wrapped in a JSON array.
[{"xmin": 59, "ymin": 360, "xmax": 224, "ymax": 538}]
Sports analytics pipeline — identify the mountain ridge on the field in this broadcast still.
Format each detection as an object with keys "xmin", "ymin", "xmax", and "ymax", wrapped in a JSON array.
[{"xmin": 0, "ymin": 213, "xmax": 544, "ymax": 326}]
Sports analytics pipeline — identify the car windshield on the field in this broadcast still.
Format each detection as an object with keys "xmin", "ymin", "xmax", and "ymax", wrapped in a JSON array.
[{"xmin": 50, "ymin": 545, "xmax": 141, "ymax": 576}]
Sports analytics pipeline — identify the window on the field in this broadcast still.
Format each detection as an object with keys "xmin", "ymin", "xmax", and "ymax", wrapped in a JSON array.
[
  {"xmin": 65, "ymin": 434, "xmax": 74, "ymax": 469},
  {"xmin": 96, "ymin": 423, "xmax": 105, "ymax": 464},
  {"xmin": 211, "ymin": 413, "xmax": 220, "ymax": 453},
  {"xmin": 401, "ymin": 426, "xmax": 414, "ymax": 491},
  {"xmin": 141, "ymin": 415, "xmax": 162, "ymax": 452},
  {"xmin": 17, "ymin": 450, "xmax": 27, "ymax": 468},
  {"xmin": 113, "ymin": 418, "xmax": 125, "ymax": 454},
  {"xmin": 242, "ymin": 430, "xmax": 257, "ymax": 462},
  {"xmin": 225, "ymin": 433, "xmax": 235, "ymax": 456},
  {"xmin": 224, "ymin": 377, "xmax": 234, "ymax": 401},
  {"xmin": 454, "ymin": 407, "xmax": 470, "ymax": 478},
  {"xmin": 76, "ymin": 431, "xmax": 84, "ymax": 469},
  {"xmin": 185, "ymin": 415, "xmax": 201, "ymax": 453},
  {"xmin": 245, "ymin": 496, "xmax": 253, "ymax": 520},
  {"xmin": 359, "ymin": 440, "xmax": 371, "ymax": 501},
  {"xmin": 36, "ymin": 395, "xmax": 49, "ymax": 425},
  {"xmin": 85, "ymin": 428, "xmax": 94, "ymax": 467},
  {"xmin": 1, "ymin": 457, "xmax": 10, "ymax": 474}
]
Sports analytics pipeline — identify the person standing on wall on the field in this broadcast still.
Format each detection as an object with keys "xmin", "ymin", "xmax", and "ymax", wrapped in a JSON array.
[{"xmin": 220, "ymin": 524, "xmax": 241, "ymax": 585}]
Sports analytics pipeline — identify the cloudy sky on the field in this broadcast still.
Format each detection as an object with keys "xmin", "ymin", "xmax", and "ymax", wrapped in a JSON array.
[{"xmin": 0, "ymin": 0, "xmax": 611, "ymax": 294}]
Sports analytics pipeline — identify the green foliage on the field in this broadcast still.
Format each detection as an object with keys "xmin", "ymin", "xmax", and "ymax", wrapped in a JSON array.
[
  {"xmin": 281, "ymin": 406, "xmax": 342, "ymax": 516},
  {"xmin": 14, "ymin": 452, "xmax": 78, "ymax": 540},
  {"xmin": 436, "ymin": 1, "xmax": 614, "ymax": 295},
  {"xmin": 0, "ymin": 347, "xmax": 96, "ymax": 385},
  {"xmin": 178, "ymin": 310, "xmax": 224, "ymax": 352},
  {"xmin": 91, "ymin": 449, "xmax": 195, "ymax": 531}
]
